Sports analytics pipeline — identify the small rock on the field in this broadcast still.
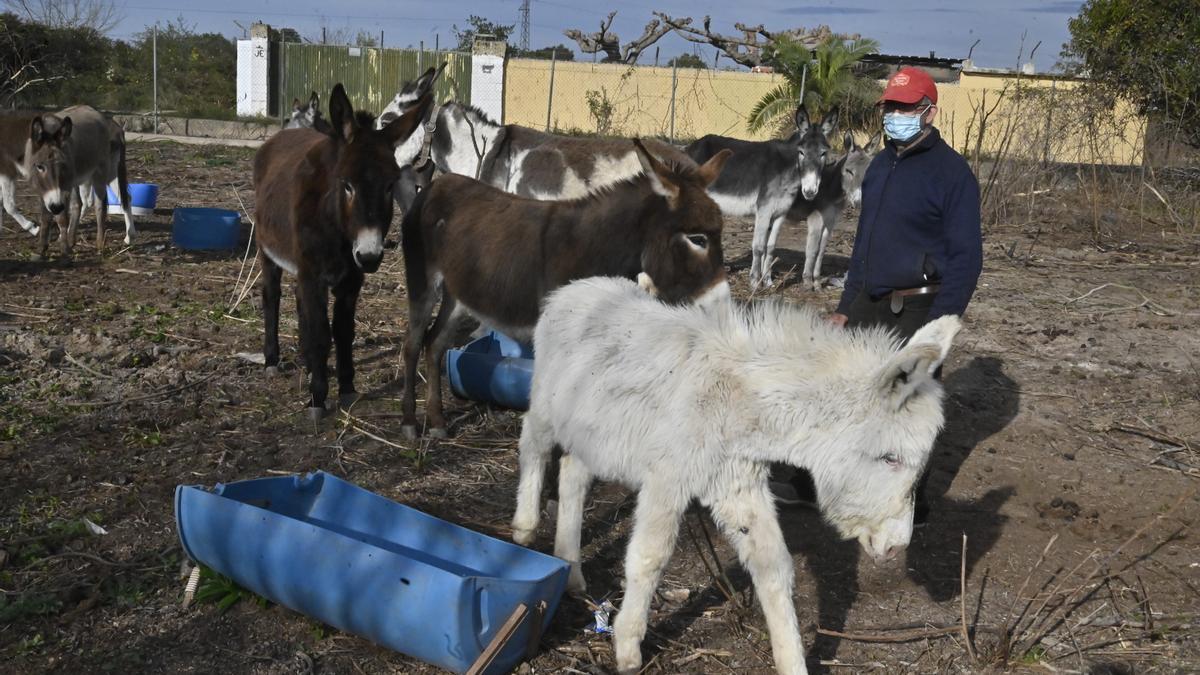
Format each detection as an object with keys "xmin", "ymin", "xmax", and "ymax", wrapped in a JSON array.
[
  {"xmin": 1063, "ymin": 453, "xmax": 1076, "ymax": 461},
  {"xmin": 1050, "ymin": 497, "xmax": 1063, "ymax": 508},
  {"xmin": 661, "ymin": 588, "xmax": 691, "ymax": 604},
  {"xmin": 47, "ymin": 346, "xmax": 66, "ymax": 364}
]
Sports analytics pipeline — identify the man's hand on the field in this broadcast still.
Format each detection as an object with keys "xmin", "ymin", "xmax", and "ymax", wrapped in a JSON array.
[{"xmin": 827, "ymin": 312, "xmax": 848, "ymax": 328}]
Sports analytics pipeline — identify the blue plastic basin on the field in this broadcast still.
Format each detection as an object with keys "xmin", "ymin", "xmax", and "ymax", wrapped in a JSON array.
[
  {"xmin": 172, "ymin": 207, "xmax": 241, "ymax": 250},
  {"xmin": 106, "ymin": 183, "xmax": 158, "ymax": 216},
  {"xmin": 446, "ymin": 331, "xmax": 534, "ymax": 410},
  {"xmin": 175, "ymin": 471, "xmax": 568, "ymax": 674}
]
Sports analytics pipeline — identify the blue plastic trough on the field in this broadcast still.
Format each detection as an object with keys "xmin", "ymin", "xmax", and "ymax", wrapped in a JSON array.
[
  {"xmin": 446, "ymin": 331, "xmax": 534, "ymax": 411},
  {"xmin": 106, "ymin": 183, "xmax": 158, "ymax": 216},
  {"xmin": 172, "ymin": 207, "xmax": 241, "ymax": 250},
  {"xmin": 175, "ymin": 471, "xmax": 569, "ymax": 674}
]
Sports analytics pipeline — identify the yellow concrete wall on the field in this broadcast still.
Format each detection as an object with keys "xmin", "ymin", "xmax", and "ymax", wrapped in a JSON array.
[
  {"xmin": 938, "ymin": 71, "xmax": 1146, "ymax": 165},
  {"xmin": 504, "ymin": 58, "xmax": 786, "ymax": 141},
  {"xmin": 502, "ymin": 59, "xmax": 1146, "ymax": 165}
]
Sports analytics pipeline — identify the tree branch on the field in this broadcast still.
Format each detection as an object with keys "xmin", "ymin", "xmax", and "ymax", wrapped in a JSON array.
[{"xmin": 564, "ymin": 11, "xmax": 621, "ymax": 62}]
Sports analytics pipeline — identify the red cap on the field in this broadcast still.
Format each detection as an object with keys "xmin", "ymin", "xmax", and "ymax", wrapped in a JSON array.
[{"xmin": 879, "ymin": 66, "xmax": 938, "ymax": 105}]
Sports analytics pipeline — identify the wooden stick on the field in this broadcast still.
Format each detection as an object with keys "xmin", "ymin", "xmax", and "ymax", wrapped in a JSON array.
[
  {"xmin": 961, "ymin": 533, "xmax": 977, "ymax": 662},
  {"xmin": 467, "ymin": 603, "xmax": 529, "ymax": 675}
]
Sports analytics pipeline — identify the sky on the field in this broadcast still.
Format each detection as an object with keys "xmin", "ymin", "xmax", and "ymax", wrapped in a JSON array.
[{"xmin": 106, "ymin": 0, "xmax": 1084, "ymax": 72}]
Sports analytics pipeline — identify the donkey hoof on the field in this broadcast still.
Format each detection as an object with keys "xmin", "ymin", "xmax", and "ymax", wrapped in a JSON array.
[
  {"xmin": 306, "ymin": 406, "xmax": 328, "ymax": 422},
  {"xmin": 31, "ymin": 253, "xmax": 46, "ymax": 262},
  {"xmin": 401, "ymin": 425, "xmax": 418, "ymax": 440},
  {"xmin": 338, "ymin": 392, "xmax": 360, "ymax": 411},
  {"xmin": 512, "ymin": 527, "xmax": 535, "ymax": 546},
  {"xmin": 264, "ymin": 365, "xmax": 280, "ymax": 376},
  {"xmin": 429, "ymin": 427, "xmax": 448, "ymax": 440},
  {"xmin": 29, "ymin": 226, "xmax": 40, "ymax": 237}
]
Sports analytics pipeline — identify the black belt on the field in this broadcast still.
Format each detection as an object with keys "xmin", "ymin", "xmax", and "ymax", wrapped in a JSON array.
[{"xmin": 883, "ymin": 284, "xmax": 941, "ymax": 313}]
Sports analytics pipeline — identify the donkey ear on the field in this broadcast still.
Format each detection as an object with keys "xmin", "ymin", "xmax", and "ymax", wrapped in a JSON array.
[
  {"xmin": 632, "ymin": 138, "xmax": 679, "ymax": 202},
  {"xmin": 309, "ymin": 91, "xmax": 319, "ymax": 105},
  {"xmin": 843, "ymin": 132, "xmax": 854, "ymax": 151},
  {"xmin": 794, "ymin": 106, "xmax": 811, "ymax": 134},
  {"xmin": 875, "ymin": 315, "xmax": 961, "ymax": 409},
  {"xmin": 292, "ymin": 97, "xmax": 302, "ymax": 111},
  {"xmin": 383, "ymin": 92, "xmax": 433, "ymax": 148},
  {"xmin": 30, "ymin": 117, "xmax": 45, "ymax": 144},
  {"xmin": 328, "ymin": 83, "xmax": 356, "ymax": 141},
  {"xmin": 867, "ymin": 131, "xmax": 883, "ymax": 150},
  {"xmin": 416, "ymin": 63, "xmax": 446, "ymax": 95},
  {"xmin": 57, "ymin": 117, "xmax": 72, "ymax": 141},
  {"xmin": 695, "ymin": 148, "xmax": 732, "ymax": 187},
  {"xmin": 820, "ymin": 107, "xmax": 839, "ymax": 135}
]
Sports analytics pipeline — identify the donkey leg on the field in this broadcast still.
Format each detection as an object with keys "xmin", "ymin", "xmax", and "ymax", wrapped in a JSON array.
[
  {"xmin": 400, "ymin": 286, "xmax": 438, "ymax": 438},
  {"xmin": 112, "ymin": 142, "xmax": 136, "ymax": 245},
  {"xmin": 812, "ymin": 209, "xmax": 837, "ymax": 291},
  {"xmin": 91, "ymin": 180, "xmax": 108, "ymax": 250},
  {"xmin": 512, "ymin": 411, "xmax": 555, "ymax": 546},
  {"xmin": 421, "ymin": 295, "xmax": 463, "ymax": 438},
  {"xmin": 612, "ymin": 488, "xmax": 687, "ymax": 674},
  {"xmin": 553, "ymin": 452, "xmax": 594, "ymax": 594},
  {"xmin": 260, "ymin": 253, "xmax": 284, "ymax": 372},
  {"xmin": 762, "ymin": 215, "xmax": 788, "ymax": 288},
  {"xmin": 708, "ymin": 479, "xmax": 807, "ymax": 675},
  {"xmin": 35, "ymin": 207, "xmax": 51, "ymax": 259},
  {"xmin": 296, "ymin": 276, "xmax": 332, "ymax": 416},
  {"xmin": 63, "ymin": 189, "xmax": 82, "ymax": 256},
  {"xmin": 1, "ymin": 175, "xmax": 38, "ymax": 235},
  {"xmin": 749, "ymin": 208, "xmax": 772, "ymax": 290},
  {"xmin": 801, "ymin": 211, "xmax": 822, "ymax": 288},
  {"xmin": 331, "ymin": 270, "xmax": 364, "ymax": 410}
]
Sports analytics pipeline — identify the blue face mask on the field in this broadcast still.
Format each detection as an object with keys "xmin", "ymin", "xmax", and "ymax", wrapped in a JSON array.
[{"xmin": 883, "ymin": 110, "xmax": 926, "ymax": 142}]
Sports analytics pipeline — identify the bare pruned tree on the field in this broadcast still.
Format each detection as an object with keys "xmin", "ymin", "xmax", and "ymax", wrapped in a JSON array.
[
  {"xmin": 563, "ymin": 11, "xmax": 672, "ymax": 64},
  {"xmin": 3, "ymin": 0, "xmax": 123, "ymax": 33},
  {"xmin": 564, "ymin": 11, "xmax": 856, "ymax": 68}
]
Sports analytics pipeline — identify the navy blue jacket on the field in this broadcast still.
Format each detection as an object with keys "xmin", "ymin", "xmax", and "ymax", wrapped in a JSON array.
[{"xmin": 836, "ymin": 128, "xmax": 982, "ymax": 320}]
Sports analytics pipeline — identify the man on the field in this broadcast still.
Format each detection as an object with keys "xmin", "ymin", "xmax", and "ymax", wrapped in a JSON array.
[{"xmin": 778, "ymin": 66, "xmax": 983, "ymax": 523}]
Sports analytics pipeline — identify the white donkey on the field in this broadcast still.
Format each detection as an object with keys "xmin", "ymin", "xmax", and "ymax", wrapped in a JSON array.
[{"xmin": 512, "ymin": 276, "xmax": 960, "ymax": 675}]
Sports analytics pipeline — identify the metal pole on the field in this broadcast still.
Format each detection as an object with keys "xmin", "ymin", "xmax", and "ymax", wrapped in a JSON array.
[
  {"xmin": 419, "ymin": 41, "xmax": 424, "ymax": 71},
  {"xmin": 669, "ymin": 61, "xmax": 678, "ymax": 143},
  {"xmin": 546, "ymin": 48, "xmax": 557, "ymax": 131},
  {"xmin": 152, "ymin": 24, "xmax": 158, "ymax": 133},
  {"xmin": 280, "ymin": 42, "xmax": 287, "ymax": 126},
  {"xmin": 654, "ymin": 47, "xmax": 659, "ymax": 67},
  {"xmin": 380, "ymin": 31, "xmax": 383, "ymax": 48},
  {"xmin": 798, "ymin": 62, "xmax": 808, "ymax": 107}
]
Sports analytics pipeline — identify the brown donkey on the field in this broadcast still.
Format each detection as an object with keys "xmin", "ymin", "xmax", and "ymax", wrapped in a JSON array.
[
  {"xmin": 399, "ymin": 140, "xmax": 733, "ymax": 438},
  {"xmin": 253, "ymin": 83, "xmax": 432, "ymax": 419}
]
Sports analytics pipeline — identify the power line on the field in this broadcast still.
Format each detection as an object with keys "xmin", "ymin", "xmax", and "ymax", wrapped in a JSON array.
[
  {"xmin": 120, "ymin": 5, "xmax": 458, "ymax": 23},
  {"xmin": 518, "ymin": 0, "xmax": 531, "ymax": 51}
]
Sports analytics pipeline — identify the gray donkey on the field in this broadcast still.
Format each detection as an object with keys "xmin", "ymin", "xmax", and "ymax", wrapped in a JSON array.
[
  {"xmin": 27, "ymin": 106, "xmax": 135, "ymax": 258},
  {"xmin": 789, "ymin": 131, "xmax": 880, "ymax": 290}
]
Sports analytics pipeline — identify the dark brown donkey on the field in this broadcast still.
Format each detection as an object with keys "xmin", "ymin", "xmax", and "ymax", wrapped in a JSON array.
[
  {"xmin": 254, "ymin": 83, "xmax": 432, "ymax": 419},
  {"xmin": 400, "ymin": 140, "xmax": 733, "ymax": 438}
]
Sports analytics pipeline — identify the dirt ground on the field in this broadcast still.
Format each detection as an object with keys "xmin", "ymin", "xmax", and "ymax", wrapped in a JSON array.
[{"xmin": 1, "ymin": 139, "xmax": 1198, "ymax": 675}]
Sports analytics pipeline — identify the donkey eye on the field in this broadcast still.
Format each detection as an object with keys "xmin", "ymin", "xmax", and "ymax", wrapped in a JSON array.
[
  {"xmin": 342, "ymin": 181, "xmax": 354, "ymax": 197},
  {"xmin": 881, "ymin": 453, "xmax": 901, "ymax": 468},
  {"xmin": 685, "ymin": 234, "xmax": 708, "ymax": 249},
  {"xmin": 36, "ymin": 164, "xmax": 46, "ymax": 172}
]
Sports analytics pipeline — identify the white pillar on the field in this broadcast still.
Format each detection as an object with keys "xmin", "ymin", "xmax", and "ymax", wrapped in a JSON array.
[
  {"xmin": 237, "ymin": 37, "xmax": 270, "ymax": 117},
  {"xmin": 470, "ymin": 39, "xmax": 506, "ymax": 122}
]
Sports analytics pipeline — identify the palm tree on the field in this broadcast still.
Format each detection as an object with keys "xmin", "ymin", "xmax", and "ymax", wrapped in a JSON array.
[{"xmin": 748, "ymin": 35, "xmax": 882, "ymax": 136}]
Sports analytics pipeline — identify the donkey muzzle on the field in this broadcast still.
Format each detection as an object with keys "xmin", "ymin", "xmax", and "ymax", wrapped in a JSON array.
[
  {"xmin": 352, "ymin": 229, "xmax": 385, "ymax": 272},
  {"xmin": 43, "ymin": 189, "xmax": 66, "ymax": 215}
]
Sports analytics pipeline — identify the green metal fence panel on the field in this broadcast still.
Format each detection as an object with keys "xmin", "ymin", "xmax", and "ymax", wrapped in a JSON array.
[{"xmin": 277, "ymin": 43, "xmax": 471, "ymax": 123}]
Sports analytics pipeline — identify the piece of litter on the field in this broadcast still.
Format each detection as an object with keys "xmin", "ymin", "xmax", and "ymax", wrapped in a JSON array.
[
  {"xmin": 182, "ymin": 564, "xmax": 201, "ymax": 608},
  {"xmin": 829, "ymin": 275, "xmax": 846, "ymax": 289},
  {"xmin": 586, "ymin": 599, "xmax": 617, "ymax": 634},
  {"xmin": 83, "ymin": 518, "xmax": 108, "ymax": 536},
  {"xmin": 661, "ymin": 587, "xmax": 690, "ymax": 604},
  {"xmin": 234, "ymin": 351, "xmax": 267, "ymax": 365}
]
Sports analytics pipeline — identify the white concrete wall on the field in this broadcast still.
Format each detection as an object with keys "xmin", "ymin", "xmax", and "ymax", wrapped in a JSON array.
[
  {"xmin": 236, "ymin": 38, "xmax": 270, "ymax": 117},
  {"xmin": 470, "ymin": 43, "xmax": 506, "ymax": 122}
]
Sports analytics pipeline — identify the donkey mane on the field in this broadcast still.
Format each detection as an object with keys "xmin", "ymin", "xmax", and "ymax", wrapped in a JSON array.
[
  {"xmin": 446, "ymin": 101, "xmax": 500, "ymax": 128},
  {"xmin": 353, "ymin": 110, "xmax": 378, "ymax": 129}
]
